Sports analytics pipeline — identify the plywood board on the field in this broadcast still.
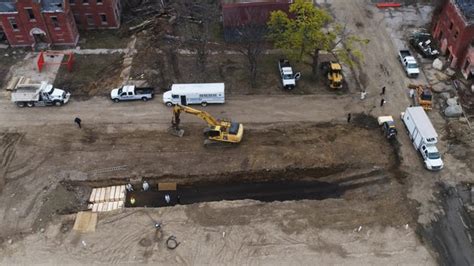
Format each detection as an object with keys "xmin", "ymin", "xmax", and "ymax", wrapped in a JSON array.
[
  {"xmin": 92, "ymin": 204, "xmax": 99, "ymax": 212},
  {"xmin": 73, "ymin": 211, "xmax": 97, "ymax": 232},
  {"xmin": 158, "ymin": 182, "xmax": 177, "ymax": 191},
  {"xmin": 94, "ymin": 188, "xmax": 102, "ymax": 202},
  {"xmin": 112, "ymin": 201, "xmax": 119, "ymax": 210},
  {"xmin": 113, "ymin": 186, "xmax": 120, "ymax": 201},
  {"xmin": 99, "ymin": 188, "xmax": 106, "ymax": 203},
  {"xmin": 89, "ymin": 188, "xmax": 97, "ymax": 203},
  {"xmin": 105, "ymin": 187, "xmax": 111, "ymax": 202}
]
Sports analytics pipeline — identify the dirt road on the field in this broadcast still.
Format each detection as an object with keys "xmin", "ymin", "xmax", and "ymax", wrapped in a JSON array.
[{"xmin": 0, "ymin": 94, "xmax": 362, "ymax": 128}]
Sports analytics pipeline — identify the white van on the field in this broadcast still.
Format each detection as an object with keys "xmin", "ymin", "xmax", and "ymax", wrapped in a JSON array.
[{"xmin": 162, "ymin": 83, "xmax": 225, "ymax": 107}]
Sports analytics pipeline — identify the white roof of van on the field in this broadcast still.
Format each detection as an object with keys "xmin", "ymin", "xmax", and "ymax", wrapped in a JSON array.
[
  {"xmin": 406, "ymin": 106, "xmax": 437, "ymax": 138},
  {"xmin": 171, "ymin": 83, "xmax": 224, "ymax": 94}
]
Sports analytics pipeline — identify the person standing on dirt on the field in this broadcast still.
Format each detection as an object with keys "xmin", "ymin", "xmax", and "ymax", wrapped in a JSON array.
[
  {"xmin": 380, "ymin": 86, "xmax": 386, "ymax": 95},
  {"xmin": 347, "ymin": 113, "xmax": 351, "ymax": 123},
  {"xmin": 380, "ymin": 98, "xmax": 386, "ymax": 107},
  {"xmin": 165, "ymin": 194, "xmax": 171, "ymax": 204},
  {"xmin": 74, "ymin": 117, "xmax": 82, "ymax": 128}
]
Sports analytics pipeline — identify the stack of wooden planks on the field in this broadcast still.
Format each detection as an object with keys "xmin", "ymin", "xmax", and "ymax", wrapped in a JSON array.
[{"xmin": 88, "ymin": 185, "xmax": 126, "ymax": 212}]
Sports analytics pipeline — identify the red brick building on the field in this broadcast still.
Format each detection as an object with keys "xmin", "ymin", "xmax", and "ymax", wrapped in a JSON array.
[
  {"xmin": 432, "ymin": 0, "xmax": 474, "ymax": 79},
  {"xmin": 0, "ymin": 0, "xmax": 121, "ymax": 47},
  {"xmin": 221, "ymin": 0, "xmax": 292, "ymax": 41}
]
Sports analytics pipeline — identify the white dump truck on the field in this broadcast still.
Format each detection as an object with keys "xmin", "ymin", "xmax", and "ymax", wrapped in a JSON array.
[
  {"xmin": 278, "ymin": 59, "xmax": 301, "ymax": 90},
  {"xmin": 11, "ymin": 81, "xmax": 71, "ymax": 107},
  {"xmin": 398, "ymin": 50, "xmax": 420, "ymax": 78},
  {"xmin": 401, "ymin": 106, "xmax": 443, "ymax": 170},
  {"xmin": 162, "ymin": 83, "xmax": 225, "ymax": 107}
]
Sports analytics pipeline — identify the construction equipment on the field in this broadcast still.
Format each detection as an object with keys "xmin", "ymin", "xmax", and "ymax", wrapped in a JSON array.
[
  {"xmin": 377, "ymin": 116, "xmax": 397, "ymax": 140},
  {"xmin": 321, "ymin": 61, "xmax": 343, "ymax": 89},
  {"xmin": 409, "ymin": 84, "xmax": 433, "ymax": 110},
  {"xmin": 169, "ymin": 104, "xmax": 244, "ymax": 146}
]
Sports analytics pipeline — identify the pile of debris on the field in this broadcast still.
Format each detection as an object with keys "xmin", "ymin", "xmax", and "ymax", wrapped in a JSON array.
[{"xmin": 409, "ymin": 30, "xmax": 439, "ymax": 59}]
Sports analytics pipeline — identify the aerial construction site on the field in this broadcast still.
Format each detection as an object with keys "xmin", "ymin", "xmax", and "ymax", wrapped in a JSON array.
[{"xmin": 0, "ymin": 0, "xmax": 474, "ymax": 264}]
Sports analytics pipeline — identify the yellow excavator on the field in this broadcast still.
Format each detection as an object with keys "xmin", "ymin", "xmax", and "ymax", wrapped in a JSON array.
[
  {"xmin": 169, "ymin": 104, "xmax": 244, "ymax": 146},
  {"xmin": 321, "ymin": 61, "xmax": 344, "ymax": 89}
]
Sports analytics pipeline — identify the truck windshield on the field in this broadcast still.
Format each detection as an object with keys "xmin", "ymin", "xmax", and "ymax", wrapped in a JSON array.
[
  {"xmin": 428, "ymin": 152, "xmax": 440, "ymax": 159},
  {"xmin": 118, "ymin": 88, "xmax": 122, "ymax": 94},
  {"xmin": 408, "ymin": 63, "xmax": 418, "ymax": 69},
  {"xmin": 283, "ymin": 74, "xmax": 293, "ymax": 79}
]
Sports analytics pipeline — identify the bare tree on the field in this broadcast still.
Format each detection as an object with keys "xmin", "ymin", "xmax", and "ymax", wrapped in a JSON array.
[
  {"xmin": 233, "ymin": 10, "xmax": 267, "ymax": 88},
  {"xmin": 173, "ymin": 0, "xmax": 219, "ymax": 73}
]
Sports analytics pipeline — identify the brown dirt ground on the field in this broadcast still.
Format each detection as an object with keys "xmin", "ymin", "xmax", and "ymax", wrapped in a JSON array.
[
  {"xmin": 0, "ymin": 120, "xmax": 411, "ymax": 238},
  {"xmin": 53, "ymin": 54, "xmax": 124, "ymax": 99}
]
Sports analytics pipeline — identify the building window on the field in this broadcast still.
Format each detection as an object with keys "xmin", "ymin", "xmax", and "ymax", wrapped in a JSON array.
[
  {"xmin": 74, "ymin": 14, "xmax": 81, "ymax": 25},
  {"xmin": 100, "ymin": 14, "xmax": 107, "ymax": 25},
  {"xmin": 86, "ymin": 14, "xmax": 94, "ymax": 26},
  {"xmin": 83, "ymin": 0, "xmax": 89, "ymax": 4},
  {"xmin": 69, "ymin": 0, "xmax": 75, "ymax": 4},
  {"xmin": 449, "ymin": 21, "xmax": 453, "ymax": 30},
  {"xmin": 8, "ymin": 18, "xmax": 18, "ymax": 31},
  {"xmin": 454, "ymin": 30, "xmax": 459, "ymax": 39},
  {"xmin": 97, "ymin": 0, "xmax": 103, "ymax": 4},
  {"xmin": 51, "ymin": 16, "xmax": 60, "ymax": 29},
  {"xmin": 25, "ymin": 8, "xmax": 35, "ymax": 21}
]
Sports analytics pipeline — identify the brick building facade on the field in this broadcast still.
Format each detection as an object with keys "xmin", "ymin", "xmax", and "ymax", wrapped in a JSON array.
[
  {"xmin": 221, "ymin": 0, "xmax": 292, "ymax": 41},
  {"xmin": 432, "ymin": 0, "xmax": 474, "ymax": 79},
  {"xmin": 0, "ymin": 0, "xmax": 121, "ymax": 47}
]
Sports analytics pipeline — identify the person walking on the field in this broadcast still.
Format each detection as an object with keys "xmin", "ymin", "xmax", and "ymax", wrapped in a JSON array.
[
  {"xmin": 360, "ymin": 90, "xmax": 367, "ymax": 100},
  {"xmin": 409, "ymin": 88, "xmax": 415, "ymax": 99},
  {"xmin": 347, "ymin": 113, "xmax": 351, "ymax": 123},
  {"xmin": 74, "ymin": 117, "xmax": 82, "ymax": 128},
  {"xmin": 380, "ymin": 86, "xmax": 386, "ymax": 95},
  {"xmin": 380, "ymin": 98, "xmax": 386, "ymax": 107}
]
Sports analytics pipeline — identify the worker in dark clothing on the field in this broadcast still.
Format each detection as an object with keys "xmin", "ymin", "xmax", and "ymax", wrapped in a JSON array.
[
  {"xmin": 380, "ymin": 99, "xmax": 386, "ymax": 107},
  {"xmin": 380, "ymin": 86, "xmax": 386, "ymax": 95},
  {"xmin": 347, "ymin": 113, "xmax": 351, "ymax": 123},
  {"xmin": 74, "ymin": 117, "xmax": 82, "ymax": 128}
]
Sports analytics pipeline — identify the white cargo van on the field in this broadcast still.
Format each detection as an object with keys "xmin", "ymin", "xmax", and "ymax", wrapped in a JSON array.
[
  {"xmin": 162, "ymin": 83, "xmax": 225, "ymax": 107},
  {"xmin": 401, "ymin": 106, "xmax": 443, "ymax": 170}
]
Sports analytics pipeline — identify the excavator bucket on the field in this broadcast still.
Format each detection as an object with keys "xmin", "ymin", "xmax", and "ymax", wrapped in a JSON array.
[{"xmin": 168, "ymin": 126, "xmax": 185, "ymax": 137}]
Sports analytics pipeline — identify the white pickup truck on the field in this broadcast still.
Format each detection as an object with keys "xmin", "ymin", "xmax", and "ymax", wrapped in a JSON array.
[
  {"xmin": 399, "ymin": 50, "xmax": 420, "ymax": 78},
  {"xmin": 278, "ymin": 59, "xmax": 301, "ymax": 90},
  {"xmin": 11, "ymin": 81, "xmax": 70, "ymax": 107},
  {"xmin": 110, "ymin": 85, "xmax": 154, "ymax": 102}
]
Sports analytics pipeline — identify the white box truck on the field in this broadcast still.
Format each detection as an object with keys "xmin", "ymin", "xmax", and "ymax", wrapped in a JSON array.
[
  {"xmin": 401, "ymin": 106, "xmax": 443, "ymax": 170},
  {"xmin": 162, "ymin": 83, "xmax": 225, "ymax": 107}
]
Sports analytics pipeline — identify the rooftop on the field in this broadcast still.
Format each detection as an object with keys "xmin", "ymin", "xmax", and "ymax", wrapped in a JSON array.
[
  {"xmin": 454, "ymin": 0, "xmax": 474, "ymax": 24},
  {"xmin": 0, "ymin": 0, "xmax": 16, "ymax": 13},
  {"xmin": 41, "ymin": 0, "xmax": 64, "ymax": 12}
]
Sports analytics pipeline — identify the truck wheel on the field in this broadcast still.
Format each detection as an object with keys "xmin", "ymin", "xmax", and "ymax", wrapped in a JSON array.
[
  {"xmin": 54, "ymin": 101, "xmax": 62, "ymax": 106},
  {"xmin": 166, "ymin": 102, "xmax": 173, "ymax": 107},
  {"xmin": 142, "ymin": 97, "xmax": 148, "ymax": 102},
  {"xmin": 113, "ymin": 98, "xmax": 120, "ymax": 103},
  {"xmin": 201, "ymin": 102, "xmax": 207, "ymax": 107},
  {"xmin": 27, "ymin": 102, "xmax": 34, "ymax": 108},
  {"xmin": 17, "ymin": 102, "xmax": 25, "ymax": 108}
]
